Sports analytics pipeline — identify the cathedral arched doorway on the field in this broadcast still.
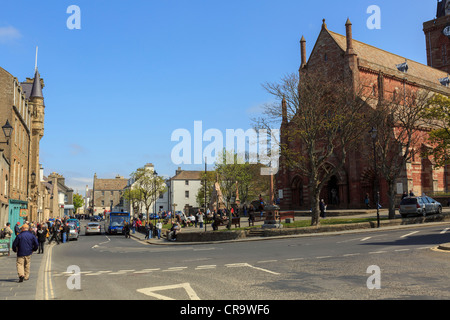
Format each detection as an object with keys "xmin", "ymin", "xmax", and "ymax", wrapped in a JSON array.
[
  {"xmin": 291, "ymin": 176, "xmax": 304, "ymax": 208},
  {"xmin": 328, "ymin": 175, "xmax": 340, "ymax": 205}
]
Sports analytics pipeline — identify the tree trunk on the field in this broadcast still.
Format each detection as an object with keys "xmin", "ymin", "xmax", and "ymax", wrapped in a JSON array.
[
  {"xmin": 310, "ymin": 188, "xmax": 321, "ymax": 226},
  {"xmin": 387, "ymin": 182, "xmax": 396, "ymax": 220}
]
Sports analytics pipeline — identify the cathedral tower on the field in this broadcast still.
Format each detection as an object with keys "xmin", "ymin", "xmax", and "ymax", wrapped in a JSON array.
[{"xmin": 423, "ymin": 0, "xmax": 450, "ymax": 74}]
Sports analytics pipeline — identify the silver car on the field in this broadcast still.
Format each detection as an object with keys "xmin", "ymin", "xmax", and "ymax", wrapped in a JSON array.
[
  {"xmin": 68, "ymin": 224, "xmax": 79, "ymax": 240},
  {"xmin": 85, "ymin": 222, "xmax": 102, "ymax": 235},
  {"xmin": 399, "ymin": 196, "xmax": 442, "ymax": 218}
]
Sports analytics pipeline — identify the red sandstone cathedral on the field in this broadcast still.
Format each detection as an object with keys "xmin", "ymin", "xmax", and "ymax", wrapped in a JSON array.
[{"xmin": 276, "ymin": 2, "xmax": 450, "ymax": 210}]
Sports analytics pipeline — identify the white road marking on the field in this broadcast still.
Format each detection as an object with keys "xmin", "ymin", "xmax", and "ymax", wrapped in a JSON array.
[
  {"xmin": 316, "ymin": 256, "xmax": 333, "ymax": 259},
  {"xmin": 257, "ymin": 260, "xmax": 278, "ymax": 264},
  {"xmin": 361, "ymin": 237, "xmax": 372, "ymax": 241},
  {"xmin": 137, "ymin": 283, "xmax": 200, "ymax": 300},
  {"xmin": 369, "ymin": 251, "xmax": 387, "ymax": 254},
  {"xmin": 400, "ymin": 231, "xmax": 419, "ymax": 238},
  {"xmin": 395, "ymin": 249, "xmax": 410, "ymax": 252},
  {"xmin": 343, "ymin": 253, "xmax": 360, "ymax": 257},
  {"xmin": 286, "ymin": 258, "xmax": 304, "ymax": 261},
  {"xmin": 163, "ymin": 267, "xmax": 188, "ymax": 272},
  {"xmin": 440, "ymin": 228, "xmax": 450, "ymax": 234}
]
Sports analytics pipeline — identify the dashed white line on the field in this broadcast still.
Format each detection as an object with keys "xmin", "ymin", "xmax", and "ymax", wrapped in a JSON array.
[
  {"xmin": 369, "ymin": 251, "xmax": 387, "ymax": 254},
  {"xmin": 441, "ymin": 228, "xmax": 450, "ymax": 234},
  {"xmin": 361, "ymin": 237, "xmax": 372, "ymax": 241},
  {"xmin": 401, "ymin": 231, "xmax": 419, "ymax": 238},
  {"xmin": 257, "ymin": 260, "xmax": 278, "ymax": 264},
  {"xmin": 343, "ymin": 253, "xmax": 360, "ymax": 257},
  {"xmin": 395, "ymin": 249, "xmax": 410, "ymax": 252}
]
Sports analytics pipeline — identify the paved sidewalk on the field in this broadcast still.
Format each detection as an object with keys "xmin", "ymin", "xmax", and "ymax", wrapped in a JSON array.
[
  {"xmin": 130, "ymin": 209, "xmax": 396, "ymax": 245},
  {"xmin": 0, "ymin": 249, "xmax": 45, "ymax": 300}
]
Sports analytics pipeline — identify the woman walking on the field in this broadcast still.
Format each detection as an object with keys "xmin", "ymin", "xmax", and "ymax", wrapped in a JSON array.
[{"xmin": 36, "ymin": 225, "xmax": 47, "ymax": 254}]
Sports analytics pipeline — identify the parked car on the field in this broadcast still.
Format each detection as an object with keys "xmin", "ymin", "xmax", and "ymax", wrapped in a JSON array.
[
  {"xmin": 91, "ymin": 215, "xmax": 102, "ymax": 222},
  {"xmin": 399, "ymin": 196, "xmax": 442, "ymax": 218},
  {"xmin": 85, "ymin": 222, "xmax": 102, "ymax": 235},
  {"xmin": 67, "ymin": 219, "xmax": 80, "ymax": 233},
  {"xmin": 68, "ymin": 224, "xmax": 79, "ymax": 240}
]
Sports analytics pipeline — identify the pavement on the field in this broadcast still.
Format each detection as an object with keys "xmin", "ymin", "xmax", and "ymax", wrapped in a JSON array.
[
  {"xmin": 0, "ymin": 245, "xmax": 46, "ymax": 300},
  {"xmin": 127, "ymin": 208, "xmax": 429, "ymax": 244},
  {"xmin": 2, "ymin": 208, "xmax": 449, "ymax": 300}
]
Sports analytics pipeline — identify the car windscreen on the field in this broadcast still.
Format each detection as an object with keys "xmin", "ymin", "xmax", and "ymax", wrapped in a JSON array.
[
  {"xmin": 400, "ymin": 198, "xmax": 417, "ymax": 205},
  {"xmin": 88, "ymin": 223, "xmax": 99, "ymax": 227}
]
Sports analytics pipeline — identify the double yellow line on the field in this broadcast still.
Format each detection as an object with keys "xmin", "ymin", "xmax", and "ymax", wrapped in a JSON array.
[{"xmin": 43, "ymin": 243, "xmax": 55, "ymax": 300}]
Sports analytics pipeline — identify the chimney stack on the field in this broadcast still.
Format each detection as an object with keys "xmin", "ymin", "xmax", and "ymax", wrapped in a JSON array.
[
  {"xmin": 345, "ymin": 18, "xmax": 355, "ymax": 55},
  {"xmin": 300, "ymin": 36, "xmax": 307, "ymax": 69}
]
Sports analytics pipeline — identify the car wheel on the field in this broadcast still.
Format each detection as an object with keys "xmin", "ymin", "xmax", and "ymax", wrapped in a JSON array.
[{"xmin": 437, "ymin": 206, "xmax": 442, "ymax": 215}]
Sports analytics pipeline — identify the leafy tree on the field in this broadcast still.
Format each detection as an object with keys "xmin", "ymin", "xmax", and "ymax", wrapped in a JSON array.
[
  {"xmin": 422, "ymin": 94, "xmax": 450, "ymax": 168},
  {"xmin": 73, "ymin": 193, "xmax": 84, "ymax": 214},
  {"xmin": 129, "ymin": 167, "xmax": 167, "ymax": 221}
]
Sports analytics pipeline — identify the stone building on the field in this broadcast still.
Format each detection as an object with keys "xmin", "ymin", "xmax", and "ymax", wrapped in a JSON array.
[
  {"xmin": 0, "ymin": 65, "xmax": 45, "ymax": 229},
  {"xmin": 276, "ymin": 5, "xmax": 450, "ymax": 210},
  {"xmin": 0, "ymin": 149, "xmax": 10, "ymax": 228},
  {"xmin": 92, "ymin": 173, "xmax": 128, "ymax": 215}
]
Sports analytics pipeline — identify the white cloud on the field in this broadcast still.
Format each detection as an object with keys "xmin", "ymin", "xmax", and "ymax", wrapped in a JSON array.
[{"xmin": 0, "ymin": 26, "xmax": 22, "ymax": 44}]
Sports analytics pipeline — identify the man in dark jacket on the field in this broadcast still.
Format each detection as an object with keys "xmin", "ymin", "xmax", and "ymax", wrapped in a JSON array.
[{"xmin": 12, "ymin": 224, "xmax": 39, "ymax": 282}]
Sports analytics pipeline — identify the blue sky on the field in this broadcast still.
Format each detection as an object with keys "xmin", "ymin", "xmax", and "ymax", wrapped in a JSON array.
[{"xmin": 0, "ymin": 0, "xmax": 437, "ymax": 194}]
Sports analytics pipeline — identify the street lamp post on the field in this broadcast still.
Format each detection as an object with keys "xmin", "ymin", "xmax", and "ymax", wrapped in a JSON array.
[
  {"xmin": 153, "ymin": 171, "xmax": 158, "ymax": 225},
  {"xmin": 0, "ymin": 120, "xmax": 13, "ymax": 145},
  {"xmin": 370, "ymin": 127, "xmax": 380, "ymax": 228}
]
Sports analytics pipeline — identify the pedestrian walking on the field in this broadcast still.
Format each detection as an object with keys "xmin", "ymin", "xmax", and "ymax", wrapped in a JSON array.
[
  {"xmin": 48, "ymin": 222, "xmax": 60, "ymax": 245},
  {"xmin": 124, "ymin": 221, "xmax": 131, "ymax": 239},
  {"xmin": 14, "ymin": 222, "xmax": 21, "ymax": 236},
  {"xmin": 12, "ymin": 224, "xmax": 39, "ymax": 282},
  {"xmin": 319, "ymin": 199, "xmax": 327, "ymax": 218},
  {"xmin": 196, "ymin": 211, "xmax": 204, "ymax": 229},
  {"xmin": 61, "ymin": 223, "xmax": 69, "ymax": 243},
  {"xmin": 364, "ymin": 193, "xmax": 370, "ymax": 208},
  {"xmin": 3, "ymin": 222, "xmax": 12, "ymax": 240},
  {"xmin": 156, "ymin": 220, "xmax": 162, "ymax": 239},
  {"xmin": 145, "ymin": 221, "xmax": 153, "ymax": 239},
  {"xmin": 36, "ymin": 225, "xmax": 47, "ymax": 254}
]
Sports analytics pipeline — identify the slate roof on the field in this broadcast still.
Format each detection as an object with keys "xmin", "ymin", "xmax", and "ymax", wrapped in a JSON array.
[
  {"xmin": 171, "ymin": 170, "xmax": 202, "ymax": 181},
  {"xmin": 30, "ymin": 69, "xmax": 43, "ymax": 99},
  {"xmin": 325, "ymin": 29, "xmax": 450, "ymax": 92},
  {"xmin": 94, "ymin": 177, "xmax": 128, "ymax": 191}
]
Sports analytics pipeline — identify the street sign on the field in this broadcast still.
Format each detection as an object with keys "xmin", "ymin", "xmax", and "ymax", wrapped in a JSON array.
[{"xmin": 0, "ymin": 239, "xmax": 10, "ymax": 255}]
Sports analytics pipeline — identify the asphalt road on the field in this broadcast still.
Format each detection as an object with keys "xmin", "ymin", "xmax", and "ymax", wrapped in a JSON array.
[{"xmin": 45, "ymin": 220, "xmax": 450, "ymax": 300}]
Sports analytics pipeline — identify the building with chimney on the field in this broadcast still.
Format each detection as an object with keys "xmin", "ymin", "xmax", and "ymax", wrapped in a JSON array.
[
  {"xmin": 92, "ymin": 173, "xmax": 128, "ymax": 215},
  {"xmin": 276, "ymin": 6, "xmax": 450, "ymax": 210}
]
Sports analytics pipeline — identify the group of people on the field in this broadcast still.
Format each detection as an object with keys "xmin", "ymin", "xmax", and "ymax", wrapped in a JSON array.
[
  {"xmin": 123, "ymin": 219, "xmax": 164, "ymax": 240},
  {"xmin": 0, "ymin": 217, "xmax": 73, "ymax": 283}
]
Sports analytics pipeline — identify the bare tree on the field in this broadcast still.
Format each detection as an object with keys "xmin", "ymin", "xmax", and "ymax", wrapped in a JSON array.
[
  {"xmin": 372, "ymin": 87, "xmax": 435, "ymax": 219},
  {"xmin": 256, "ymin": 72, "xmax": 373, "ymax": 226}
]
